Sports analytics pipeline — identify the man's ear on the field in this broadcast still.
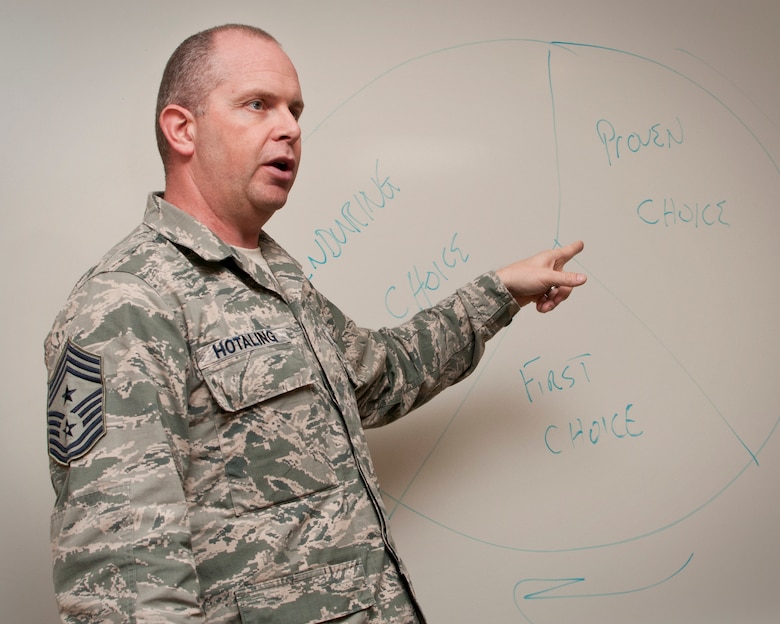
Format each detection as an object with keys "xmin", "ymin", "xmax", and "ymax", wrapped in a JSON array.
[{"xmin": 159, "ymin": 104, "xmax": 197, "ymax": 157}]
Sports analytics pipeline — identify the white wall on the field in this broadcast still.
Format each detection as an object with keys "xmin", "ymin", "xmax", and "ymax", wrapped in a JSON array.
[{"xmin": 2, "ymin": 1, "xmax": 778, "ymax": 622}]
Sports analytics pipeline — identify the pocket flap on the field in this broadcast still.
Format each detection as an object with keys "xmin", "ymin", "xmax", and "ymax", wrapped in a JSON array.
[
  {"xmin": 236, "ymin": 559, "xmax": 375, "ymax": 623},
  {"xmin": 197, "ymin": 334, "xmax": 315, "ymax": 412}
]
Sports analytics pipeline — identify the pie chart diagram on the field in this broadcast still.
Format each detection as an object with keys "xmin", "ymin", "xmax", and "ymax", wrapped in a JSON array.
[{"xmin": 283, "ymin": 39, "xmax": 779, "ymax": 558}]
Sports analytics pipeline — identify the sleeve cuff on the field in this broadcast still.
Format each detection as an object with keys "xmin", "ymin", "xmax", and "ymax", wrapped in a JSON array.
[{"xmin": 458, "ymin": 271, "xmax": 522, "ymax": 340}]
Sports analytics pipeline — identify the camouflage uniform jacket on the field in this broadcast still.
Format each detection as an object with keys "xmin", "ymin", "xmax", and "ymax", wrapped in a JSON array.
[{"xmin": 45, "ymin": 193, "xmax": 520, "ymax": 623}]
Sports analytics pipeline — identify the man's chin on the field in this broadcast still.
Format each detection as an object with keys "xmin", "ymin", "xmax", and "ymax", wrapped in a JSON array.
[{"xmin": 250, "ymin": 194, "xmax": 288, "ymax": 219}]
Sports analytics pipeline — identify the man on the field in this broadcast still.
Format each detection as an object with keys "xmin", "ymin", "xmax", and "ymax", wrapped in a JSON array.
[{"xmin": 45, "ymin": 24, "xmax": 586, "ymax": 623}]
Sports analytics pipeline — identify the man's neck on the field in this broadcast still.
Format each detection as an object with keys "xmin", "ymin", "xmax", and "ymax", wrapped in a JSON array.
[{"xmin": 163, "ymin": 184, "xmax": 267, "ymax": 248}]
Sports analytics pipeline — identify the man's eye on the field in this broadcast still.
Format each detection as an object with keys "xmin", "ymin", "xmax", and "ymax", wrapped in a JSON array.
[{"xmin": 248, "ymin": 101, "xmax": 264, "ymax": 111}]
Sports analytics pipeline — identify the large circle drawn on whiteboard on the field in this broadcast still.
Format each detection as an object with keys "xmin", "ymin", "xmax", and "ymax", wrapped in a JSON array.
[{"xmin": 290, "ymin": 39, "xmax": 780, "ymax": 551}]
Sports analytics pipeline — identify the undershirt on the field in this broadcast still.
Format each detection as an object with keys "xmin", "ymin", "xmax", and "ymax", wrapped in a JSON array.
[{"xmin": 233, "ymin": 246, "xmax": 270, "ymax": 271}]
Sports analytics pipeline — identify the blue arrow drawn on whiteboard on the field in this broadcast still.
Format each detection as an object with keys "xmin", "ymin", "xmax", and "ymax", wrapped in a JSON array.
[{"xmin": 513, "ymin": 553, "xmax": 694, "ymax": 623}]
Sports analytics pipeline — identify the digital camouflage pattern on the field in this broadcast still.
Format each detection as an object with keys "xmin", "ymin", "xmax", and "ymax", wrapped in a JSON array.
[{"xmin": 45, "ymin": 193, "xmax": 520, "ymax": 623}]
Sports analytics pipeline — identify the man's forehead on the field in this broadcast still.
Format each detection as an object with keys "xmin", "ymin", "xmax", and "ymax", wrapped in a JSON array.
[
  {"xmin": 212, "ymin": 30, "xmax": 296, "ymax": 76},
  {"xmin": 205, "ymin": 30, "xmax": 303, "ymax": 107}
]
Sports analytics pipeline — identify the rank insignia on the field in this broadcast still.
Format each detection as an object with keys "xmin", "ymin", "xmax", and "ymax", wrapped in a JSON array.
[{"xmin": 47, "ymin": 340, "xmax": 105, "ymax": 465}]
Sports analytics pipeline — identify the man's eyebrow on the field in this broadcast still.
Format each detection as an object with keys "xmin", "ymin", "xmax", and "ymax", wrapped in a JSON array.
[
  {"xmin": 236, "ymin": 88, "xmax": 274, "ymax": 101},
  {"xmin": 237, "ymin": 89, "xmax": 304, "ymax": 109}
]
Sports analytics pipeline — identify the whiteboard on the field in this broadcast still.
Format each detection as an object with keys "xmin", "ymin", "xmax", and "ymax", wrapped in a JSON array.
[{"xmin": 2, "ymin": 1, "xmax": 779, "ymax": 623}]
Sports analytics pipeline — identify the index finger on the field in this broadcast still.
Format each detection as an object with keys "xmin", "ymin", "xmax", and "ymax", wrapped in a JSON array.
[{"xmin": 553, "ymin": 240, "xmax": 585, "ymax": 269}]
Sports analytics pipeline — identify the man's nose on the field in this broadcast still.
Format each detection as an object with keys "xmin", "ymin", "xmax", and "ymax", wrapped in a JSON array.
[{"xmin": 275, "ymin": 108, "xmax": 301, "ymax": 143}]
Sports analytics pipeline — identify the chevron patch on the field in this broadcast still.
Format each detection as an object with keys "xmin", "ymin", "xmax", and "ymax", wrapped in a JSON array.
[{"xmin": 47, "ymin": 341, "xmax": 105, "ymax": 465}]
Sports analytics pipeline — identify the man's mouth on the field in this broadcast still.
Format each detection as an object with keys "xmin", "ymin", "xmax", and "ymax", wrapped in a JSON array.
[{"xmin": 269, "ymin": 158, "xmax": 294, "ymax": 172}]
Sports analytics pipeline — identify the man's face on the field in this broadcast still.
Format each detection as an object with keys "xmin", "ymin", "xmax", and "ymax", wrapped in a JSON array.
[{"xmin": 190, "ymin": 31, "xmax": 304, "ymax": 233}]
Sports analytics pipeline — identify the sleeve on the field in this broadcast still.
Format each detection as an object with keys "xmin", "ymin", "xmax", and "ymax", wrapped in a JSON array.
[
  {"xmin": 324, "ymin": 271, "xmax": 521, "ymax": 428},
  {"xmin": 45, "ymin": 271, "xmax": 205, "ymax": 623}
]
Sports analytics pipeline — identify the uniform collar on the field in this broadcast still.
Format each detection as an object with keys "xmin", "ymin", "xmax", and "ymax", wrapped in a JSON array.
[
  {"xmin": 143, "ymin": 192, "xmax": 301, "ymax": 299},
  {"xmin": 143, "ymin": 192, "xmax": 235, "ymax": 262}
]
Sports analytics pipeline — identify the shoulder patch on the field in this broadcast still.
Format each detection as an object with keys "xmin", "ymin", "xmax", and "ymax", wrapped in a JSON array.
[{"xmin": 47, "ymin": 340, "xmax": 106, "ymax": 465}]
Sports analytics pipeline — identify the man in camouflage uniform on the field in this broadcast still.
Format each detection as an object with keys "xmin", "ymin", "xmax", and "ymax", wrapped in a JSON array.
[{"xmin": 45, "ymin": 24, "xmax": 586, "ymax": 623}]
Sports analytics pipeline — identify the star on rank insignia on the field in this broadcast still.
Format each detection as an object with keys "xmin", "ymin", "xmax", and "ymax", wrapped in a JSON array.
[{"xmin": 47, "ymin": 340, "xmax": 105, "ymax": 465}]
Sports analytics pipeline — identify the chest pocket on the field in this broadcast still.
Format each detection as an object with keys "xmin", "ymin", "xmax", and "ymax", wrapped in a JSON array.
[{"xmin": 197, "ymin": 331, "xmax": 341, "ymax": 516}]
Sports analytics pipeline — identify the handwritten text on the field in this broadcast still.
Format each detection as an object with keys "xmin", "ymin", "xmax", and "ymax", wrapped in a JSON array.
[
  {"xmin": 637, "ymin": 197, "xmax": 730, "ymax": 228},
  {"xmin": 384, "ymin": 233, "xmax": 470, "ymax": 319},
  {"xmin": 304, "ymin": 159, "xmax": 400, "ymax": 279},
  {"xmin": 596, "ymin": 117, "xmax": 684, "ymax": 166},
  {"xmin": 545, "ymin": 403, "xmax": 643, "ymax": 455},
  {"xmin": 519, "ymin": 353, "xmax": 592, "ymax": 404}
]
